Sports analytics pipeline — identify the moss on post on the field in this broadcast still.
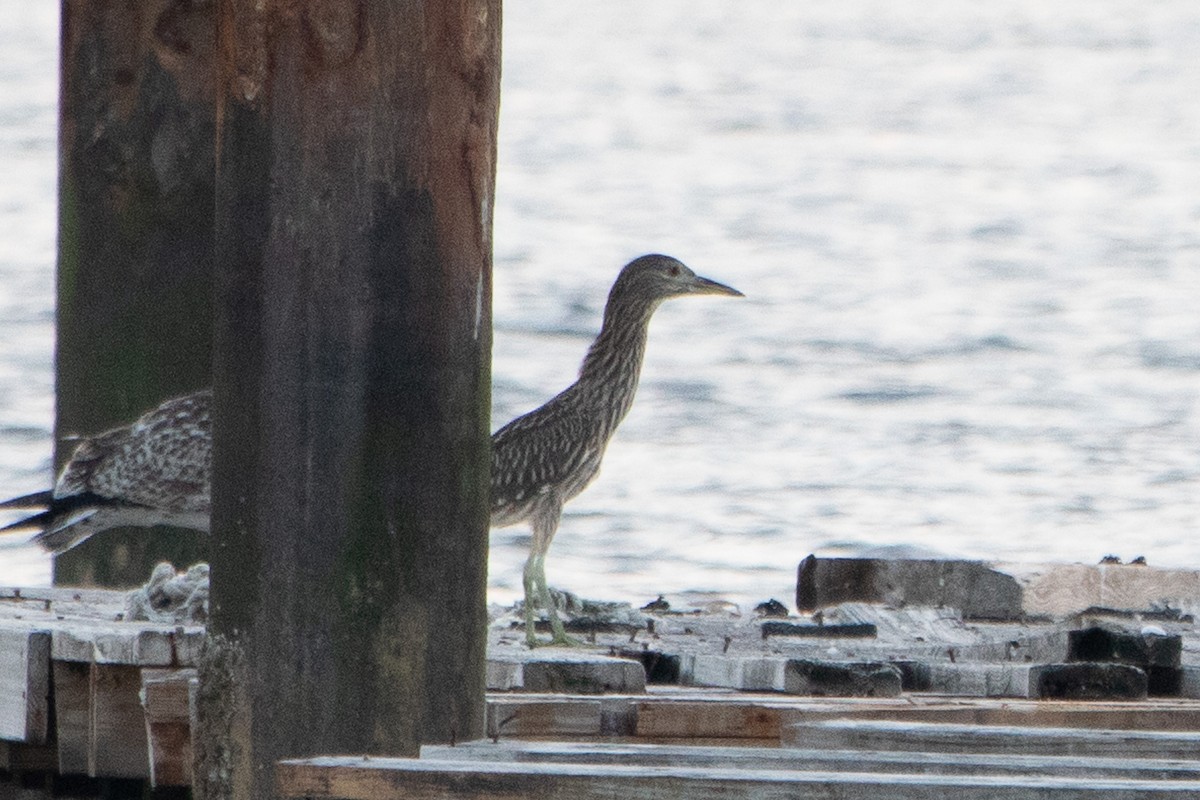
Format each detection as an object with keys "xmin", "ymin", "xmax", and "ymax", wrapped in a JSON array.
[{"xmin": 199, "ymin": 2, "xmax": 500, "ymax": 796}]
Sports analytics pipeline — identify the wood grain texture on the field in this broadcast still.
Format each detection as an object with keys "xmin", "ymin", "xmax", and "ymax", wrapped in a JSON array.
[
  {"xmin": 200, "ymin": 1, "xmax": 501, "ymax": 797},
  {"xmin": 276, "ymin": 755, "xmax": 1200, "ymax": 799},
  {"xmin": 52, "ymin": 660, "xmax": 90, "ymax": 775},
  {"xmin": 785, "ymin": 719, "xmax": 1200, "ymax": 759},
  {"xmin": 90, "ymin": 664, "xmax": 150, "ymax": 779},
  {"xmin": 142, "ymin": 668, "xmax": 195, "ymax": 787},
  {"xmin": 419, "ymin": 739, "xmax": 1200, "ymax": 781},
  {"xmin": 0, "ymin": 626, "xmax": 49, "ymax": 743}
]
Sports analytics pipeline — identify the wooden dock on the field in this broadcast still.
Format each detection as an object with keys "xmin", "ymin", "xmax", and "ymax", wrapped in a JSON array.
[{"xmin": 4, "ymin": 557, "xmax": 1200, "ymax": 797}]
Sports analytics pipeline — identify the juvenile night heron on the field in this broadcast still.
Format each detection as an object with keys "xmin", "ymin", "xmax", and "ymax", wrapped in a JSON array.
[
  {"xmin": 0, "ymin": 391, "xmax": 211, "ymax": 553},
  {"xmin": 0, "ymin": 254, "xmax": 742, "ymax": 647},
  {"xmin": 492, "ymin": 254, "xmax": 742, "ymax": 645}
]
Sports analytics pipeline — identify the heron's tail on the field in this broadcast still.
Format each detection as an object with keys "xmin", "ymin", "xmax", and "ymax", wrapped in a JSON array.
[
  {"xmin": 0, "ymin": 490, "xmax": 53, "ymax": 511},
  {"xmin": 0, "ymin": 490, "xmax": 53, "ymax": 546},
  {"xmin": 0, "ymin": 492, "xmax": 103, "ymax": 554}
]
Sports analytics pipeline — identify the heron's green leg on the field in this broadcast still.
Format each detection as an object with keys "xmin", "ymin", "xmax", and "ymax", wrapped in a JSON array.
[
  {"xmin": 525, "ymin": 493, "xmax": 578, "ymax": 647},
  {"xmin": 534, "ymin": 555, "xmax": 575, "ymax": 646},
  {"xmin": 522, "ymin": 554, "xmax": 540, "ymax": 647}
]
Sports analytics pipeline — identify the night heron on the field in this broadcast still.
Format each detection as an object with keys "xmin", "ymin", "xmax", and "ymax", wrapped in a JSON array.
[
  {"xmin": 492, "ymin": 254, "xmax": 742, "ymax": 645},
  {"xmin": 0, "ymin": 254, "xmax": 742, "ymax": 647},
  {"xmin": 0, "ymin": 391, "xmax": 211, "ymax": 553}
]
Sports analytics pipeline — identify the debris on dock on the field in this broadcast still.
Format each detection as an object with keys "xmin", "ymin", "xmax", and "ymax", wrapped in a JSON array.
[{"xmin": 3, "ymin": 556, "xmax": 1200, "ymax": 796}]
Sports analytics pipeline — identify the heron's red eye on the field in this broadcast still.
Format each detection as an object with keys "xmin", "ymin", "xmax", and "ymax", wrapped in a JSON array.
[{"xmin": 668, "ymin": 265, "xmax": 681, "ymax": 277}]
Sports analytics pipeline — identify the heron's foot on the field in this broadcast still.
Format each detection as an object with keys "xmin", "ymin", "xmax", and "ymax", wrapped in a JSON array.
[
  {"xmin": 523, "ymin": 618, "xmax": 583, "ymax": 648},
  {"xmin": 524, "ymin": 630, "xmax": 582, "ymax": 649},
  {"xmin": 547, "ymin": 631, "xmax": 583, "ymax": 647}
]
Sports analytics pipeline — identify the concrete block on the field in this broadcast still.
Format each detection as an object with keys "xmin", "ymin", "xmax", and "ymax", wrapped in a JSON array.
[
  {"xmin": 1180, "ymin": 666, "xmax": 1200, "ymax": 699},
  {"xmin": 986, "ymin": 664, "xmax": 1036, "ymax": 698},
  {"xmin": 783, "ymin": 659, "xmax": 902, "ymax": 697},
  {"xmin": 521, "ymin": 657, "xmax": 646, "ymax": 694},
  {"xmin": 927, "ymin": 663, "xmax": 987, "ymax": 696},
  {"xmin": 676, "ymin": 652, "xmax": 697, "ymax": 684},
  {"xmin": 615, "ymin": 649, "xmax": 681, "ymax": 684},
  {"xmin": 1011, "ymin": 562, "xmax": 1200, "ymax": 618},
  {"xmin": 891, "ymin": 661, "xmax": 931, "ymax": 692},
  {"xmin": 796, "ymin": 556, "xmax": 1022, "ymax": 620},
  {"xmin": 1032, "ymin": 662, "xmax": 1147, "ymax": 700},
  {"xmin": 1067, "ymin": 624, "xmax": 1182, "ymax": 696},
  {"xmin": 486, "ymin": 660, "xmax": 523, "ymax": 691},
  {"xmin": 926, "ymin": 663, "xmax": 1034, "ymax": 698},
  {"xmin": 760, "ymin": 621, "xmax": 876, "ymax": 638},
  {"xmin": 685, "ymin": 655, "xmax": 743, "ymax": 689},
  {"xmin": 682, "ymin": 656, "xmax": 789, "ymax": 692},
  {"xmin": 740, "ymin": 659, "xmax": 785, "ymax": 691},
  {"xmin": 1067, "ymin": 625, "xmax": 1181, "ymax": 668},
  {"xmin": 1148, "ymin": 667, "xmax": 1184, "ymax": 696}
]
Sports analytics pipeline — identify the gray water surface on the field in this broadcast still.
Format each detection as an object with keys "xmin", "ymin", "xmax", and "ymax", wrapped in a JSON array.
[{"xmin": 2, "ymin": 2, "xmax": 1198, "ymax": 609}]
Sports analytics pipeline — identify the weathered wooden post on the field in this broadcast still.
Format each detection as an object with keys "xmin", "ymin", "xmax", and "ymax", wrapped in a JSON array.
[
  {"xmin": 55, "ymin": 0, "xmax": 215, "ymax": 586},
  {"xmin": 195, "ymin": 2, "xmax": 500, "ymax": 798}
]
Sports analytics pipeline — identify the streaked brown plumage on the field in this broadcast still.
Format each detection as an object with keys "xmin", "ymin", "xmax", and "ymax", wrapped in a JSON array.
[
  {"xmin": 492, "ymin": 254, "xmax": 742, "ymax": 645},
  {"xmin": 1, "ymin": 254, "xmax": 742, "ymax": 647},
  {"xmin": 0, "ymin": 392, "xmax": 211, "ymax": 553}
]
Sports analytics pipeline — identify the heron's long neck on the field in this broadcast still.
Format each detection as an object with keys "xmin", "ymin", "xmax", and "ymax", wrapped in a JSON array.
[{"xmin": 575, "ymin": 297, "xmax": 658, "ymax": 438}]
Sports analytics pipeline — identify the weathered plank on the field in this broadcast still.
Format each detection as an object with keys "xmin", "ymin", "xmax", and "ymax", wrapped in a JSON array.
[
  {"xmin": 484, "ymin": 692, "xmax": 1200, "ymax": 741},
  {"xmin": 51, "ymin": 661, "xmax": 150, "ymax": 779},
  {"xmin": 420, "ymin": 740, "xmax": 1200, "ymax": 781},
  {"xmin": 0, "ymin": 611, "xmax": 204, "ymax": 669},
  {"xmin": 0, "ymin": 739, "xmax": 57, "ymax": 772},
  {"xmin": 90, "ymin": 664, "xmax": 150, "ymax": 778},
  {"xmin": 276, "ymin": 755, "xmax": 1200, "ymax": 799},
  {"xmin": 0, "ymin": 626, "xmax": 49, "ymax": 743},
  {"xmin": 788, "ymin": 696, "xmax": 1200, "ymax": 731},
  {"xmin": 486, "ymin": 698, "xmax": 609, "ymax": 739},
  {"xmin": 635, "ymin": 698, "xmax": 787, "ymax": 741},
  {"xmin": 0, "ymin": 586, "xmax": 128, "ymax": 609},
  {"xmin": 52, "ymin": 623, "xmax": 176, "ymax": 666},
  {"xmin": 52, "ymin": 660, "xmax": 91, "ymax": 776},
  {"xmin": 141, "ymin": 668, "xmax": 195, "ymax": 787},
  {"xmin": 785, "ymin": 719, "xmax": 1200, "ymax": 759}
]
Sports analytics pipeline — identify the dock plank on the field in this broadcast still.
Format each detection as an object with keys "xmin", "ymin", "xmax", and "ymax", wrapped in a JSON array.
[
  {"xmin": 90, "ymin": 665, "xmax": 150, "ymax": 778},
  {"xmin": 484, "ymin": 691, "xmax": 1200, "ymax": 741},
  {"xmin": 141, "ymin": 668, "xmax": 196, "ymax": 787},
  {"xmin": 276, "ymin": 755, "xmax": 1200, "ymax": 799},
  {"xmin": 0, "ymin": 740, "xmax": 56, "ymax": 772},
  {"xmin": 52, "ymin": 661, "xmax": 151, "ymax": 780},
  {"xmin": 0, "ymin": 625, "xmax": 49, "ymax": 743},
  {"xmin": 486, "ymin": 697, "xmax": 606, "ymax": 739},
  {"xmin": 52, "ymin": 660, "xmax": 91, "ymax": 776},
  {"xmin": 785, "ymin": 719, "xmax": 1200, "ymax": 759},
  {"xmin": 636, "ymin": 697, "xmax": 786, "ymax": 740},
  {"xmin": 420, "ymin": 740, "xmax": 1200, "ymax": 781}
]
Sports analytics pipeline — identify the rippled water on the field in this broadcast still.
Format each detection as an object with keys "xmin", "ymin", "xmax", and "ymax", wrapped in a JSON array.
[{"xmin": 2, "ymin": 2, "xmax": 1199, "ymax": 609}]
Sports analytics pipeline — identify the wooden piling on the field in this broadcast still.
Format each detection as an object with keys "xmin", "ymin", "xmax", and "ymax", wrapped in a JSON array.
[
  {"xmin": 196, "ymin": 1, "xmax": 500, "ymax": 798},
  {"xmin": 55, "ymin": 0, "xmax": 216, "ymax": 586}
]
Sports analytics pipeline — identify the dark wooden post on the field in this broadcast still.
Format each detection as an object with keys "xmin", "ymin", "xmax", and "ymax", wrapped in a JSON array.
[
  {"xmin": 55, "ymin": 0, "xmax": 215, "ymax": 586},
  {"xmin": 195, "ymin": 2, "xmax": 499, "ymax": 797}
]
